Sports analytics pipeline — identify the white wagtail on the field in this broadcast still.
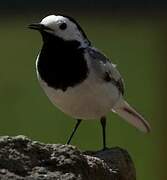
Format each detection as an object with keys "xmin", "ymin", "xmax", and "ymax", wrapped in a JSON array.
[{"xmin": 29, "ymin": 15, "xmax": 151, "ymax": 149}]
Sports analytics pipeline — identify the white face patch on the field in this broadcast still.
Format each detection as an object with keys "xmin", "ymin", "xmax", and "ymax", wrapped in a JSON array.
[{"xmin": 40, "ymin": 15, "xmax": 89, "ymax": 47}]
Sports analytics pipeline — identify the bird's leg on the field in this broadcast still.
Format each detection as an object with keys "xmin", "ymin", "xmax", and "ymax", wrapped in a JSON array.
[
  {"xmin": 66, "ymin": 119, "xmax": 82, "ymax": 145},
  {"xmin": 100, "ymin": 117, "xmax": 107, "ymax": 150}
]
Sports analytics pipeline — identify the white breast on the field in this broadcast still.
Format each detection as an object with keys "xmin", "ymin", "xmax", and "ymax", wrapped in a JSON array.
[{"xmin": 37, "ymin": 68, "xmax": 121, "ymax": 120}]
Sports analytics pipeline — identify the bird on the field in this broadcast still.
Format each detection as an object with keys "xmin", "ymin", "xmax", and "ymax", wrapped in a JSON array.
[{"xmin": 29, "ymin": 14, "xmax": 151, "ymax": 150}]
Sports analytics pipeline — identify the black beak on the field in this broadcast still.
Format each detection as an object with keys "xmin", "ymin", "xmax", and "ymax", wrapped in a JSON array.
[{"xmin": 28, "ymin": 23, "xmax": 52, "ymax": 31}]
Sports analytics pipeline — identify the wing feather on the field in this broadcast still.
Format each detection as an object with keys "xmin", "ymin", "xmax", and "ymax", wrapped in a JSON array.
[{"xmin": 87, "ymin": 47, "xmax": 124, "ymax": 95}]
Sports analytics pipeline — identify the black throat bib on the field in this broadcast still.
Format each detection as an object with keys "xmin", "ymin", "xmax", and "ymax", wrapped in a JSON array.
[{"xmin": 37, "ymin": 32, "xmax": 89, "ymax": 91}]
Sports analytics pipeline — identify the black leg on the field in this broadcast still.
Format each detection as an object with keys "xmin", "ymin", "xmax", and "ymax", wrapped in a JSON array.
[
  {"xmin": 66, "ymin": 119, "xmax": 82, "ymax": 145},
  {"xmin": 100, "ymin": 117, "xmax": 107, "ymax": 150}
]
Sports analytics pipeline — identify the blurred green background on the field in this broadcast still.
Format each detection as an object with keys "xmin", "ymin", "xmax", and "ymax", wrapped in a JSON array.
[{"xmin": 0, "ymin": 1, "xmax": 167, "ymax": 179}]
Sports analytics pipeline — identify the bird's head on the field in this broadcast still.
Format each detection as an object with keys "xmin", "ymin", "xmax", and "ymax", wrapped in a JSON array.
[{"xmin": 29, "ymin": 15, "xmax": 90, "ymax": 47}]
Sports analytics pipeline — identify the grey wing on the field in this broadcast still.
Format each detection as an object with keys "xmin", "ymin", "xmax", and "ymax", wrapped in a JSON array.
[{"xmin": 87, "ymin": 47, "xmax": 125, "ymax": 95}]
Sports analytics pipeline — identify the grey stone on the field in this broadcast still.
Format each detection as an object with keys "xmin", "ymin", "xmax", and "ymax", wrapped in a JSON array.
[{"xmin": 0, "ymin": 136, "xmax": 136, "ymax": 180}]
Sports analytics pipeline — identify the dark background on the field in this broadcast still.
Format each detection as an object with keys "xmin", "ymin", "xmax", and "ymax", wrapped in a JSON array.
[
  {"xmin": 0, "ymin": 1, "xmax": 166, "ymax": 179},
  {"xmin": 1, "ymin": 0, "xmax": 167, "ymax": 8}
]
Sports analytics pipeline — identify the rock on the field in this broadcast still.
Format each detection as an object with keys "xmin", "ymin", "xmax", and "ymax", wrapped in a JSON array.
[{"xmin": 0, "ymin": 136, "xmax": 136, "ymax": 180}]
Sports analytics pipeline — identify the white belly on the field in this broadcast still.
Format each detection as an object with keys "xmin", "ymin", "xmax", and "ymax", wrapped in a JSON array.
[{"xmin": 38, "ymin": 73, "xmax": 120, "ymax": 120}]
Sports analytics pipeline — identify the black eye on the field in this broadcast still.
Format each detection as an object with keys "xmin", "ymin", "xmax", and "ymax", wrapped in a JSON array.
[{"xmin": 59, "ymin": 23, "xmax": 67, "ymax": 30}]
